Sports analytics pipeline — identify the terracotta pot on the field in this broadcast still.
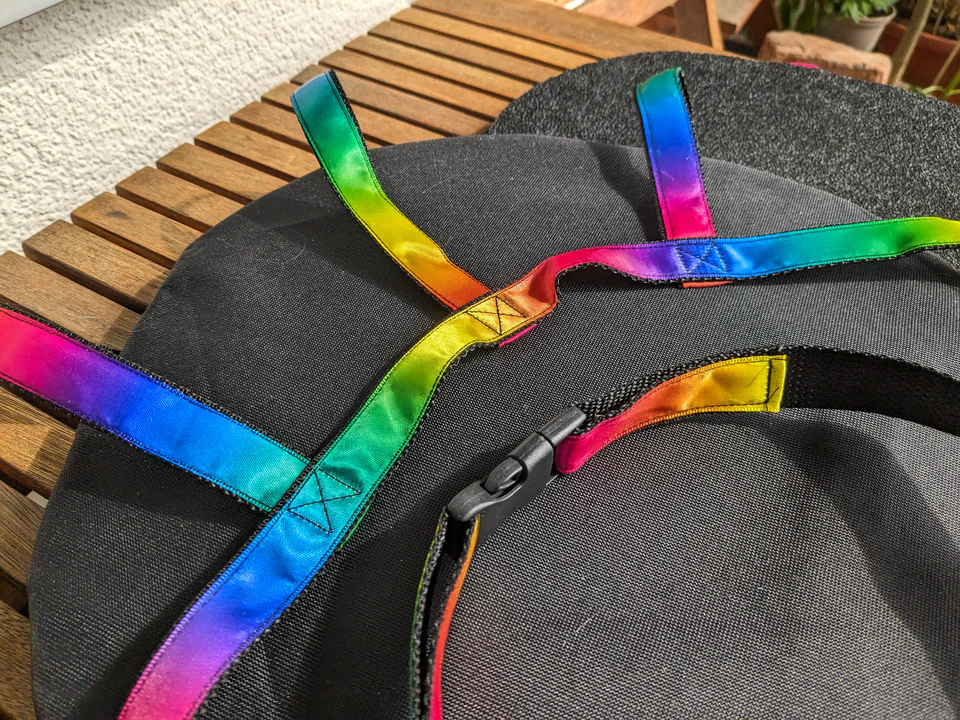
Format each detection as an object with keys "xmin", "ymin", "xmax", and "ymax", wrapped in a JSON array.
[
  {"xmin": 878, "ymin": 20, "xmax": 960, "ymax": 104},
  {"xmin": 815, "ymin": 7, "xmax": 896, "ymax": 51}
]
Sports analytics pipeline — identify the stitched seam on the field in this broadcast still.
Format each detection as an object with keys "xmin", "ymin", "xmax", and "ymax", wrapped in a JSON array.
[
  {"xmin": 466, "ymin": 311, "xmax": 500, "ymax": 333},
  {"xmin": 676, "ymin": 243, "xmax": 728, "ymax": 274},
  {"xmin": 289, "ymin": 468, "xmax": 360, "ymax": 531},
  {"xmin": 0, "ymin": 309, "xmax": 306, "ymax": 465}
]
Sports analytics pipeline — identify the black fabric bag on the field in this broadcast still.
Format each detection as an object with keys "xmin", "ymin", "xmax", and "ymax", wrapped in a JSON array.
[{"xmin": 22, "ymin": 57, "xmax": 960, "ymax": 720}]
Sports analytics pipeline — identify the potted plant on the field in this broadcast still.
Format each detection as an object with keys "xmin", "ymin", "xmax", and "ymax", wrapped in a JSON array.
[
  {"xmin": 776, "ymin": 0, "xmax": 898, "ymax": 49},
  {"xmin": 815, "ymin": 0, "xmax": 899, "ymax": 50},
  {"xmin": 878, "ymin": 0, "xmax": 960, "ymax": 88}
]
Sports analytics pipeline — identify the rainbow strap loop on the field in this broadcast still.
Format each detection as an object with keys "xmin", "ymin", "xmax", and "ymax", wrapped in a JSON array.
[
  {"xmin": 636, "ymin": 68, "xmax": 716, "ymax": 240},
  {"xmin": 555, "ymin": 355, "xmax": 786, "ymax": 472},
  {"xmin": 119, "ymin": 215, "xmax": 960, "ymax": 720},
  {"xmin": 292, "ymin": 70, "xmax": 491, "ymax": 310}
]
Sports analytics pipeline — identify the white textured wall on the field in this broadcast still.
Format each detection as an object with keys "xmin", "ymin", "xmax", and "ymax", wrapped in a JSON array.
[{"xmin": 0, "ymin": 0, "xmax": 409, "ymax": 253}]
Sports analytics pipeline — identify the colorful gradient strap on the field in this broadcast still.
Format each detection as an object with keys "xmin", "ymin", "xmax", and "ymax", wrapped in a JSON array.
[
  {"xmin": 0, "ymin": 307, "xmax": 307, "ymax": 510},
  {"xmin": 636, "ymin": 68, "xmax": 716, "ymax": 240},
  {"xmin": 418, "ymin": 346, "xmax": 960, "ymax": 719},
  {"xmin": 291, "ymin": 70, "xmax": 490, "ymax": 310},
  {"xmin": 556, "ymin": 355, "xmax": 786, "ymax": 473},
  {"xmin": 120, "ymin": 215, "xmax": 960, "ymax": 720}
]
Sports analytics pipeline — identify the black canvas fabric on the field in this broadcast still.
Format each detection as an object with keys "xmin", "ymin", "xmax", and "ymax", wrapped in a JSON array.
[
  {"xmin": 28, "ymin": 130, "xmax": 960, "ymax": 720},
  {"xmin": 489, "ymin": 52, "xmax": 960, "ymax": 271}
]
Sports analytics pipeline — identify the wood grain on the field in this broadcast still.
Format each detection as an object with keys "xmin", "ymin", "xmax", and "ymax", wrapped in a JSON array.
[
  {"xmin": 158, "ymin": 144, "xmax": 286, "ymax": 205},
  {"xmin": 0, "ymin": 253, "xmax": 137, "ymax": 349},
  {"xmin": 345, "ymin": 35, "xmax": 534, "ymax": 99},
  {"xmin": 23, "ymin": 221, "xmax": 167, "ymax": 313},
  {"xmin": 414, "ymin": 0, "xmax": 721, "ymax": 57},
  {"xmin": 321, "ymin": 49, "xmax": 508, "ymax": 120},
  {"xmin": 230, "ymin": 102, "xmax": 311, "ymax": 151},
  {"xmin": 368, "ymin": 20, "xmax": 560, "ymax": 83},
  {"xmin": 196, "ymin": 122, "xmax": 316, "ymax": 181},
  {"xmin": 0, "ymin": 601, "xmax": 34, "ymax": 720},
  {"xmin": 117, "ymin": 167, "xmax": 242, "ymax": 232},
  {"xmin": 391, "ymin": 7, "xmax": 595, "ymax": 70},
  {"xmin": 0, "ymin": 389, "xmax": 72, "ymax": 499},
  {"xmin": 579, "ymin": 0, "xmax": 666, "ymax": 25},
  {"xmin": 0, "ymin": 483, "xmax": 42, "ymax": 605},
  {"xmin": 268, "ymin": 75, "xmax": 488, "ymax": 137},
  {"xmin": 72, "ymin": 193, "xmax": 199, "ymax": 269}
]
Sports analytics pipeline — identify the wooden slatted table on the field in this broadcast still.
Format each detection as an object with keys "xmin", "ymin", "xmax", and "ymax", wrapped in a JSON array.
[{"xmin": 0, "ymin": 1, "xmax": 720, "ymax": 717}]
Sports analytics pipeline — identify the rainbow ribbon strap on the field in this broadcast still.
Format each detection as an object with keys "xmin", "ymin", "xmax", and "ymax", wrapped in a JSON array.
[
  {"xmin": 292, "ymin": 70, "xmax": 490, "ymax": 310},
  {"xmin": 0, "ymin": 308, "xmax": 306, "ymax": 510},
  {"xmin": 119, "ymin": 215, "xmax": 960, "ymax": 720},
  {"xmin": 556, "ymin": 355, "xmax": 786, "ymax": 472},
  {"xmin": 636, "ymin": 68, "xmax": 716, "ymax": 240}
]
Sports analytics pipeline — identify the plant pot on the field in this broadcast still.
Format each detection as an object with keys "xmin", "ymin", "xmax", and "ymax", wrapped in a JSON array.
[
  {"xmin": 878, "ymin": 20, "xmax": 960, "ymax": 96},
  {"xmin": 815, "ymin": 7, "xmax": 896, "ymax": 51}
]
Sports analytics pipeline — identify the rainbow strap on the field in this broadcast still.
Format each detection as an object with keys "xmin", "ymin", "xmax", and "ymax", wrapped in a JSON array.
[
  {"xmin": 636, "ymin": 68, "xmax": 716, "ymax": 240},
  {"xmin": 119, "ymin": 215, "xmax": 960, "ymax": 720},
  {"xmin": 555, "ymin": 356, "xmax": 786, "ymax": 472},
  {"xmin": 291, "ymin": 70, "xmax": 490, "ymax": 310},
  {"xmin": 0, "ymin": 308, "xmax": 307, "ymax": 510}
]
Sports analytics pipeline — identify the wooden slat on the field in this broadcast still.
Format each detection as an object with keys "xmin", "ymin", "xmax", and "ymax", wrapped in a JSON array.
[
  {"xmin": 392, "ymin": 7, "xmax": 594, "ymax": 70},
  {"xmin": 350, "ymin": 104, "xmax": 446, "ymax": 144},
  {"xmin": 234, "ymin": 98, "xmax": 443, "ymax": 149},
  {"xmin": 345, "ymin": 35, "xmax": 533, "ymax": 99},
  {"xmin": 269, "ymin": 75, "xmax": 488, "ymax": 137},
  {"xmin": 579, "ymin": 0, "xmax": 665, "ymax": 25},
  {"xmin": 71, "ymin": 193, "xmax": 198, "ymax": 269},
  {"xmin": 0, "ymin": 388, "xmax": 72, "ymax": 499},
  {"xmin": 117, "ymin": 167, "xmax": 241, "ymax": 232},
  {"xmin": 23, "ymin": 221, "xmax": 167, "ymax": 313},
  {"xmin": 0, "ymin": 601, "xmax": 34, "ymax": 720},
  {"xmin": 229, "ymin": 102, "xmax": 310, "ymax": 151},
  {"xmin": 369, "ymin": 20, "xmax": 560, "ymax": 83},
  {"xmin": 415, "ymin": 0, "xmax": 720, "ymax": 57},
  {"xmin": 195, "ymin": 122, "xmax": 316, "ymax": 181},
  {"xmin": 321, "ymin": 49, "xmax": 508, "ymax": 120},
  {"xmin": 158, "ymin": 144, "xmax": 286, "ymax": 205},
  {"xmin": 0, "ymin": 481, "xmax": 42, "ymax": 601},
  {"xmin": 0, "ymin": 253, "xmax": 137, "ymax": 349}
]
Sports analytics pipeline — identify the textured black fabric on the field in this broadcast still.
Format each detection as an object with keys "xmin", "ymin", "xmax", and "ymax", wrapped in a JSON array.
[
  {"xmin": 445, "ymin": 411, "xmax": 960, "ymax": 719},
  {"xmin": 489, "ymin": 52, "xmax": 960, "ymax": 270},
  {"xmin": 28, "ymin": 134, "xmax": 960, "ymax": 720},
  {"xmin": 420, "ymin": 347, "xmax": 960, "ymax": 718}
]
